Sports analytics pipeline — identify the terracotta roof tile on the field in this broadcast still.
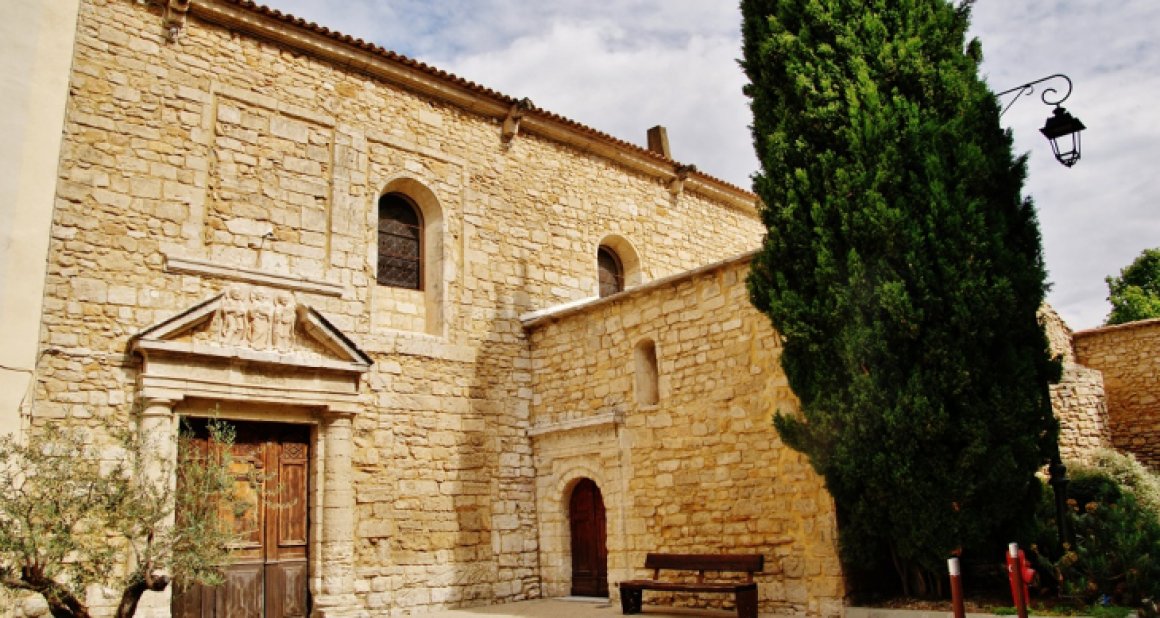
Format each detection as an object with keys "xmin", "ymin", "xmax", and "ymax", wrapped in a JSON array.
[{"xmin": 214, "ymin": 0, "xmax": 753, "ymax": 198}]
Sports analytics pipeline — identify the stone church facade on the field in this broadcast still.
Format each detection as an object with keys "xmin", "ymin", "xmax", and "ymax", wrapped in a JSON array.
[
  {"xmin": 5, "ymin": 1, "xmax": 1139, "ymax": 617},
  {"xmin": 8, "ymin": 0, "xmax": 845, "ymax": 616}
]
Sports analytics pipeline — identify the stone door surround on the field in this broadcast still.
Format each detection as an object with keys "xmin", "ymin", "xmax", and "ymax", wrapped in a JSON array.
[{"xmin": 131, "ymin": 284, "xmax": 371, "ymax": 616}]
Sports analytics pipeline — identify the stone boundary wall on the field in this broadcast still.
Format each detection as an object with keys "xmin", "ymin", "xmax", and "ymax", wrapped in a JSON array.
[
  {"xmin": 1074, "ymin": 318, "xmax": 1160, "ymax": 469},
  {"xmin": 1051, "ymin": 363, "xmax": 1111, "ymax": 463},
  {"xmin": 1039, "ymin": 307, "xmax": 1112, "ymax": 462},
  {"xmin": 526, "ymin": 256, "xmax": 843, "ymax": 617}
]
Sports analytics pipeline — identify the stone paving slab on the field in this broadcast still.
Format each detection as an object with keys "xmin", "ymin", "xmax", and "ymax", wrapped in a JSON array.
[
  {"xmin": 408, "ymin": 598, "xmax": 1119, "ymax": 618},
  {"xmin": 410, "ymin": 598, "xmax": 736, "ymax": 618}
]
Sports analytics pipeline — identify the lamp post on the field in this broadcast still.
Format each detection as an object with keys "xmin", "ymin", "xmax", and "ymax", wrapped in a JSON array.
[
  {"xmin": 997, "ymin": 73, "xmax": 1081, "ymax": 549},
  {"xmin": 997, "ymin": 74, "xmax": 1086, "ymax": 167}
]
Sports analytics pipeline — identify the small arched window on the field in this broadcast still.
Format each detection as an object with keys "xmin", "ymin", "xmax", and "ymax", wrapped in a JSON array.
[
  {"xmin": 377, "ymin": 193, "xmax": 422, "ymax": 290},
  {"xmin": 597, "ymin": 246, "xmax": 624, "ymax": 298}
]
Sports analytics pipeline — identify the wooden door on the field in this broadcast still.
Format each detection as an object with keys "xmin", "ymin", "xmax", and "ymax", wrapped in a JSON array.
[
  {"xmin": 173, "ymin": 420, "xmax": 310, "ymax": 618},
  {"xmin": 569, "ymin": 478, "xmax": 608, "ymax": 597}
]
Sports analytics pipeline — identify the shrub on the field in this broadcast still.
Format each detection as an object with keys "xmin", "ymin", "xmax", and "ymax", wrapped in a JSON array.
[
  {"xmin": 1083, "ymin": 449, "xmax": 1160, "ymax": 516},
  {"xmin": 1029, "ymin": 456, "xmax": 1160, "ymax": 609}
]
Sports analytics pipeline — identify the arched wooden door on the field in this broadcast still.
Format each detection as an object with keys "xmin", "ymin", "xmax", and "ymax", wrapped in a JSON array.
[
  {"xmin": 569, "ymin": 478, "xmax": 608, "ymax": 597},
  {"xmin": 173, "ymin": 419, "xmax": 310, "ymax": 618}
]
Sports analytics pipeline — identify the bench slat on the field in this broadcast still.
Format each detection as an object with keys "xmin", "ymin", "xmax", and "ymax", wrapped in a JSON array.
[
  {"xmin": 620, "ymin": 580, "xmax": 757, "ymax": 593},
  {"xmin": 642, "ymin": 553, "xmax": 763, "ymax": 574}
]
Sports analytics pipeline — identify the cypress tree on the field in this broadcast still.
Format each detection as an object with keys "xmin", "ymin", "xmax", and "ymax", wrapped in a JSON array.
[{"xmin": 741, "ymin": 0, "xmax": 1060, "ymax": 593}]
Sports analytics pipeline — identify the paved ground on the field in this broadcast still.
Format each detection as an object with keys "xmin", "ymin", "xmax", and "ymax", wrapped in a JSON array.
[
  {"xmin": 414, "ymin": 598, "xmax": 736, "ymax": 618},
  {"xmin": 407, "ymin": 597, "xmax": 1022, "ymax": 618}
]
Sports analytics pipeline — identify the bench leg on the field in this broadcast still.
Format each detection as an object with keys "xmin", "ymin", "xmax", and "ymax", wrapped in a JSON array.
[
  {"xmin": 736, "ymin": 587, "xmax": 758, "ymax": 618},
  {"xmin": 620, "ymin": 588, "xmax": 643, "ymax": 614}
]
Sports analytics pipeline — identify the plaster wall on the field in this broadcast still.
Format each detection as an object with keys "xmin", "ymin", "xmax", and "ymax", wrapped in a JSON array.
[{"xmin": 0, "ymin": 0, "xmax": 82, "ymax": 436}]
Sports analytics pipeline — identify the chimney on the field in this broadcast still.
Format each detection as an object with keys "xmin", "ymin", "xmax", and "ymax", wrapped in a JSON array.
[{"xmin": 647, "ymin": 125, "xmax": 672, "ymax": 159}]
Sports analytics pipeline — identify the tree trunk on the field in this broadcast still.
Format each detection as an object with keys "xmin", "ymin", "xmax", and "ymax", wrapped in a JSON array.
[
  {"xmin": 889, "ymin": 544, "xmax": 911, "ymax": 597},
  {"xmin": 114, "ymin": 570, "xmax": 170, "ymax": 618},
  {"xmin": 9, "ymin": 565, "xmax": 92, "ymax": 618}
]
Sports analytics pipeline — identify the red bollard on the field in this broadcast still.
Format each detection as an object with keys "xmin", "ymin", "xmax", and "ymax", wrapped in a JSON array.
[
  {"xmin": 1006, "ymin": 543, "xmax": 1030, "ymax": 618},
  {"xmin": 948, "ymin": 557, "xmax": 965, "ymax": 618}
]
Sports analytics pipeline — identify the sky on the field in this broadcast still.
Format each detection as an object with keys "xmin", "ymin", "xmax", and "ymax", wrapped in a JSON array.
[{"xmin": 256, "ymin": 0, "xmax": 1160, "ymax": 332}]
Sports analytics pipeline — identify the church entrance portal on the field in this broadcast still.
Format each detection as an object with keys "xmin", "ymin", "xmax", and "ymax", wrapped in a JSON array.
[
  {"xmin": 569, "ymin": 478, "xmax": 608, "ymax": 597},
  {"xmin": 172, "ymin": 419, "xmax": 311, "ymax": 618}
]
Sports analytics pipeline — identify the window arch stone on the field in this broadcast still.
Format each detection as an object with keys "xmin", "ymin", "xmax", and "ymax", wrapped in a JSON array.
[
  {"xmin": 596, "ymin": 235, "xmax": 642, "ymax": 297},
  {"xmin": 372, "ymin": 177, "xmax": 445, "ymax": 336}
]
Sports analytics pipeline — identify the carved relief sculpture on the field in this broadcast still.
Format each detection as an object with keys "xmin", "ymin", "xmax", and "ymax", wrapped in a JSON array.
[
  {"xmin": 273, "ymin": 291, "xmax": 297, "ymax": 353},
  {"xmin": 211, "ymin": 285, "xmax": 300, "ymax": 354},
  {"xmin": 219, "ymin": 286, "xmax": 249, "ymax": 346},
  {"xmin": 248, "ymin": 287, "xmax": 275, "ymax": 350}
]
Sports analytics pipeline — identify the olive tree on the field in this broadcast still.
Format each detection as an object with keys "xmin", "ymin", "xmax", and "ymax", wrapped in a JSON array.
[{"xmin": 0, "ymin": 419, "xmax": 248, "ymax": 618}]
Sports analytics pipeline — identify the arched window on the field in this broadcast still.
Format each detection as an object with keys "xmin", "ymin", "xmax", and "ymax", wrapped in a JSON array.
[
  {"xmin": 634, "ymin": 339, "xmax": 659, "ymax": 405},
  {"xmin": 597, "ymin": 246, "xmax": 624, "ymax": 297},
  {"xmin": 377, "ymin": 193, "xmax": 422, "ymax": 289}
]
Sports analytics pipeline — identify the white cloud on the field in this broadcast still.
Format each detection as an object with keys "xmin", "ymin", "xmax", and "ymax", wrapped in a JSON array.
[
  {"xmin": 257, "ymin": 0, "xmax": 1160, "ymax": 330},
  {"xmin": 441, "ymin": 20, "xmax": 752, "ymax": 185},
  {"xmin": 969, "ymin": 1, "xmax": 1160, "ymax": 329}
]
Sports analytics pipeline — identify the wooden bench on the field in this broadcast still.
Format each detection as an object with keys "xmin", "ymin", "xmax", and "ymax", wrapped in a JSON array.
[{"xmin": 618, "ymin": 553, "xmax": 763, "ymax": 618}]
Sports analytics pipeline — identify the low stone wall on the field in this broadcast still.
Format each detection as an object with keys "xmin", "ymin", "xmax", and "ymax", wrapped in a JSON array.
[
  {"xmin": 1039, "ymin": 307, "xmax": 1113, "ymax": 462},
  {"xmin": 525, "ymin": 256, "xmax": 844, "ymax": 617},
  {"xmin": 1074, "ymin": 319, "xmax": 1160, "ymax": 469},
  {"xmin": 1051, "ymin": 363, "xmax": 1112, "ymax": 463}
]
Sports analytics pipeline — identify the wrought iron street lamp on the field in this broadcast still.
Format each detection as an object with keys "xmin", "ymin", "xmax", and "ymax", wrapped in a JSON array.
[
  {"xmin": 1040, "ymin": 107, "xmax": 1086, "ymax": 167},
  {"xmin": 997, "ymin": 74, "xmax": 1086, "ymax": 168},
  {"xmin": 997, "ymin": 74, "xmax": 1084, "ymax": 546}
]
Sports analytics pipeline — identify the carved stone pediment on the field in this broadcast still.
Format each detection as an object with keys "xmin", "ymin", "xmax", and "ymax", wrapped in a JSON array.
[
  {"xmin": 131, "ymin": 285, "xmax": 371, "ymax": 412},
  {"xmin": 133, "ymin": 284, "xmax": 370, "ymax": 370}
]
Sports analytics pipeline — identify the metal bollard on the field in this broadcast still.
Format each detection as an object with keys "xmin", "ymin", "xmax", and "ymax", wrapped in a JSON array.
[
  {"xmin": 1008, "ymin": 543, "xmax": 1028, "ymax": 618},
  {"xmin": 948, "ymin": 557, "xmax": 965, "ymax": 618}
]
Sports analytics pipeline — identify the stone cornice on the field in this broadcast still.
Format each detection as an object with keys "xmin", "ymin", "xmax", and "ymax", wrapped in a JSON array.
[
  {"xmin": 184, "ymin": 0, "xmax": 759, "ymax": 215},
  {"xmin": 165, "ymin": 254, "xmax": 347, "ymax": 298},
  {"xmin": 528, "ymin": 411, "xmax": 622, "ymax": 437},
  {"xmin": 1073, "ymin": 317, "xmax": 1160, "ymax": 339},
  {"xmin": 521, "ymin": 251, "xmax": 757, "ymax": 329}
]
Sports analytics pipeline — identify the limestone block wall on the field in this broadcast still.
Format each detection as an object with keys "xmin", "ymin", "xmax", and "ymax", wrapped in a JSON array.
[
  {"xmin": 1074, "ymin": 319, "xmax": 1160, "ymax": 469},
  {"xmin": 526, "ymin": 256, "xmax": 844, "ymax": 617},
  {"xmin": 1039, "ymin": 306, "xmax": 1112, "ymax": 462},
  {"xmin": 23, "ymin": 0, "xmax": 765, "ymax": 614},
  {"xmin": 1051, "ymin": 363, "xmax": 1111, "ymax": 463}
]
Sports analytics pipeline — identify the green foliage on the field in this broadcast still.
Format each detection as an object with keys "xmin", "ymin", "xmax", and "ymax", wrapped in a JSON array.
[
  {"xmin": 1082, "ymin": 449, "xmax": 1160, "ymax": 516},
  {"xmin": 991, "ymin": 605, "xmax": 1134, "ymax": 617},
  {"xmin": 1105, "ymin": 248, "xmax": 1160, "ymax": 325},
  {"xmin": 0, "ymin": 424, "xmax": 121, "ymax": 616},
  {"xmin": 0, "ymin": 419, "xmax": 251, "ymax": 618},
  {"xmin": 741, "ymin": 0, "xmax": 1059, "ymax": 594},
  {"xmin": 1029, "ymin": 459, "xmax": 1160, "ymax": 610},
  {"xmin": 1088, "ymin": 607, "xmax": 1135, "ymax": 618}
]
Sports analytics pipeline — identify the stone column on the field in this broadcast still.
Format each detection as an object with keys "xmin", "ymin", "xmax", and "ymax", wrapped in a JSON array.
[
  {"xmin": 139, "ymin": 397, "xmax": 177, "ymax": 491},
  {"xmin": 135, "ymin": 397, "xmax": 177, "ymax": 614},
  {"xmin": 314, "ymin": 410, "xmax": 358, "ymax": 616}
]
